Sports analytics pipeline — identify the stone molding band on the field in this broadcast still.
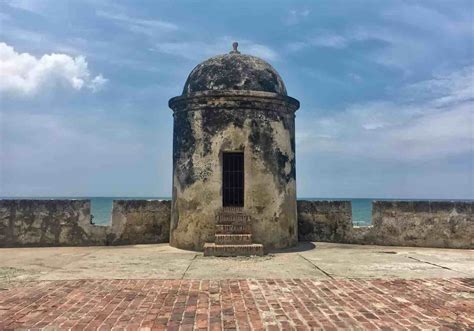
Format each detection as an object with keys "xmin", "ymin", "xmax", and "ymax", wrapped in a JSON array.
[{"xmin": 169, "ymin": 90, "xmax": 300, "ymax": 114}]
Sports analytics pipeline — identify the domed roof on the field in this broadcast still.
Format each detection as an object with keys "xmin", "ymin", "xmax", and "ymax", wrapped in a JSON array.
[{"xmin": 182, "ymin": 42, "xmax": 287, "ymax": 96}]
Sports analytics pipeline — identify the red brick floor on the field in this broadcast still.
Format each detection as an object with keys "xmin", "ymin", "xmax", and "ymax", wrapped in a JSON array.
[{"xmin": 0, "ymin": 278, "xmax": 472, "ymax": 330}]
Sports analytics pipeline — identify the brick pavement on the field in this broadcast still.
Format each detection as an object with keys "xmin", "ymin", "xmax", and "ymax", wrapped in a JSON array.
[{"xmin": 0, "ymin": 278, "xmax": 472, "ymax": 330}]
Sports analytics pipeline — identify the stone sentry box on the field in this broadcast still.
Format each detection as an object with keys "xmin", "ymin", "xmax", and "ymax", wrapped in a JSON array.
[{"xmin": 169, "ymin": 44, "xmax": 300, "ymax": 251}]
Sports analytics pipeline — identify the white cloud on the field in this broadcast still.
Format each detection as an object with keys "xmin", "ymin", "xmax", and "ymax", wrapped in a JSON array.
[
  {"xmin": 0, "ymin": 42, "xmax": 107, "ymax": 96},
  {"xmin": 391, "ymin": 104, "xmax": 472, "ymax": 158},
  {"xmin": 242, "ymin": 43, "xmax": 279, "ymax": 62},
  {"xmin": 402, "ymin": 66, "xmax": 474, "ymax": 107},
  {"xmin": 287, "ymin": 3, "xmax": 472, "ymax": 75},
  {"xmin": 89, "ymin": 75, "xmax": 107, "ymax": 92},
  {"xmin": 96, "ymin": 10, "xmax": 178, "ymax": 35},
  {"xmin": 309, "ymin": 34, "xmax": 348, "ymax": 49},
  {"xmin": 350, "ymin": 3, "xmax": 472, "ymax": 73},
  {"xmin": 286, "ymin": 32, "xmax": 348, "ymax": 52},
  {"xmin": 285, "ymin": 9, "xmax": 310, "ymax": 25},
  {"xmin": 4, "ymin": 0, "xmax": 44, "ymax": 13},
  {"xmin": 297, "ymin": 65, "xmax": 474, "ymax": 161},
  {"xmin": 382, "ymin": 3, "xmax": 472, "ymax": 36},
  {"xmin": 0, "ymin": 110, "xmax": 150, "ymax": 196}
]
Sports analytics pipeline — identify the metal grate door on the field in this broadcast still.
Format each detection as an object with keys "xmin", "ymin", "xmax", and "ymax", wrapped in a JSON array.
[{"xmin": 222, "ymin": 152, "xmax": 244, "ymax": 207}]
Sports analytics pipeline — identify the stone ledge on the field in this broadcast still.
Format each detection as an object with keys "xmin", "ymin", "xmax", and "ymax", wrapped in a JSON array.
[
  {"xmin": 169, "ymin": 90, "xmax": 300, "ymax": 113},
  {"xmin": 203, "ymin": 243, "xmax": 264, "ymax": 257}
]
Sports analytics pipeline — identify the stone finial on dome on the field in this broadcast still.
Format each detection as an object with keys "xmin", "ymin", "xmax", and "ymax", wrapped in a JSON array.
[{"xmin": 230, "ymin": 41, "xmax": 240, "ymax": 54}]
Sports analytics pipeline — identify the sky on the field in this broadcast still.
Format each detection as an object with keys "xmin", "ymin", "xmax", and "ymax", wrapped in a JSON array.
[{"xmin": 0, "ymin": 0, "xmax": 473, "ymax": 199}]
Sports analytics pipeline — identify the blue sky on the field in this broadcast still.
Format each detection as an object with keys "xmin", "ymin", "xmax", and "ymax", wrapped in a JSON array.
[{"xmin": 0, "ymin": 0, "xmax": 472, "ymax": 199}]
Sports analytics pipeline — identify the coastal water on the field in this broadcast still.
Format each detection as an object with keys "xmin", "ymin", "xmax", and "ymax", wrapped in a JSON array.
[
  {"xmin": 89, "ymin": 197, "xmax": 170, "ymax": 225},
  {"xmin": 304, "ymin": 198, "xmax": 373, "ymax": 226}
]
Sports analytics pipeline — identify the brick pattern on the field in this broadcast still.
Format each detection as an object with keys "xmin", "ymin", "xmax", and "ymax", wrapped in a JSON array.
[
  {"xmin": 204, "ymin": 208, "xmax": 263, "ymax": 256},
  {"xmin": 0, "ymin": 278, "xmax": 472, "ymax": 330}
]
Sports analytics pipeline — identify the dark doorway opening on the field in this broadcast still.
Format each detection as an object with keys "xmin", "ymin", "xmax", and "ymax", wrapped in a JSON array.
[{"xmin": 222, "ymin": 152, "xmax": 244, "ymax": 207}]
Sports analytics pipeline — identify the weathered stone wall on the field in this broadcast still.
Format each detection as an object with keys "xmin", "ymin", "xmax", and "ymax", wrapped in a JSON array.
[
  {"xmin": 297, "ymin": 200, "xmax": 473, "ymax": 249},
  {"xmin": 297, "ymin": 200, "xmax": 352, "ymax": 242},
  {"xmin": 108, "ymin": 200, "xmax": 171, "ymax": 245},
  {"xmin": 2, "ymin": 199, "xmax": 471, "ymax": 249},
  {"xmin": 0, "ymin": 200, "xmax": 107, "ymax": 247},
  {"xmin": 366, "ymin": 201, "xmax": 473, "ymax": 248},
  {"xmin": 169, "ymin": 91, "xmax": 299, "ymax": 251},
  {"xmin": 0, "ymin": 199, "xmax": 171, "ymax": 247}
]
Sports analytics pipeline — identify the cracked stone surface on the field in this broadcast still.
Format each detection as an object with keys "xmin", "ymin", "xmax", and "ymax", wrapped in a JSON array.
[{"xmin": 0, "ymin": 242, "xmax": 472, "ymax": 286}]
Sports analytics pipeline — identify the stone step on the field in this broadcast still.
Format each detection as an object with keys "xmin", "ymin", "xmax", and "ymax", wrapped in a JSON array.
[
  {"xmin": 203, "ymin": 243, "xmax": 264, "ymax": 257},
  {"xmin": 215, "ymin": 224, "xmax": 251, "ymax": 234},
  {"xmin": 215, "ymin": 234, "xmax": 252, "ymax": 245}
]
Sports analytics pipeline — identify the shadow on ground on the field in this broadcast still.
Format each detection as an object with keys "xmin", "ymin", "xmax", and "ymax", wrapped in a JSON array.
[{"xmin": 268, "ymin": 241, "xmax": 316, "ymax": 253}]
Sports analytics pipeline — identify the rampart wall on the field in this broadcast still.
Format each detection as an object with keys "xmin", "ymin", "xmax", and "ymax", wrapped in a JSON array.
[
  {"xmin": 297, "ymin": 200, "xmax": 473, "ymax": 249},
  {"xmin": 0, "ymin": 200, "xmax": 106, "ymax": 247},
  {"xmin": 0, "ymin": 199, "xmax": 170, "ymax": 247},
  {"xmin": 1, "ymin": 199, "xmax": 472, "ymax": 249},
  {"xmin": 108, "ymin": 200, "xmax": 170, "ymax": 245}
]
